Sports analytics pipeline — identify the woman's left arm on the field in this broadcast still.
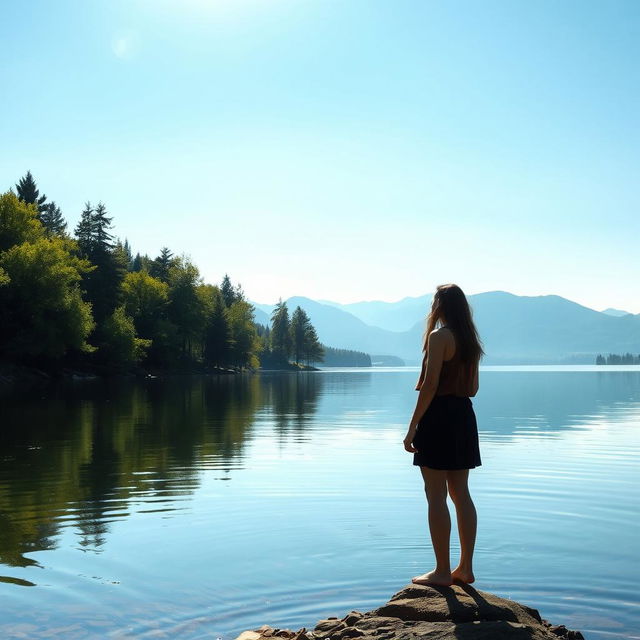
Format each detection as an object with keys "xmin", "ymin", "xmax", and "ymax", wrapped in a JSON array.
[{"xmin": 404, "ymin": 330, "xmax": 446, "ymax": 452}]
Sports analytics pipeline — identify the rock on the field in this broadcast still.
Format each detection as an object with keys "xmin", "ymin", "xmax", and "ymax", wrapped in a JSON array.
[{"xmin": 235, "ymin": 583, "xmax": 584, "ymax": 640}]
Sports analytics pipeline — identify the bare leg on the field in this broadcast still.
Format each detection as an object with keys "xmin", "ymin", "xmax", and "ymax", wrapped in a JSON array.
[
  {"xmin": 412, "ymin": 466, "xmax": 452, "ymax": 586},
  {"xmin": 446, "ymin": 469, "xmax": 477, "ymax": 584}
]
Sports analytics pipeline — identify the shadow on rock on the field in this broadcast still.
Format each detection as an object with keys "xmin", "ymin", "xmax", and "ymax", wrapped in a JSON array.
[{"xmin": 236, "ymin": 583, "xmax": 584, "ymax": 640}]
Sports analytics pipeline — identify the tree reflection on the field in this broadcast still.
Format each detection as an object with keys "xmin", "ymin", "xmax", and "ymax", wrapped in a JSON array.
[{"xmin": 0, "ymin": 373, "xmax": 324, "ymax": 565}]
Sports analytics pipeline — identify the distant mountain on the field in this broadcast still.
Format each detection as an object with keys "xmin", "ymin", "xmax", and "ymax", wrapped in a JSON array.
[
  {"xmin": 252, "ymin": 306, "xmax": 270, "ymax": 327},
  {"xmin": 250, "ymin": 291, "xmax": 640, "ymax": 365},
  {"xmin": 465, "ymin": 291, "xmax": 640, "ymax": 364},
  {"xmin": 319, "ymin": 295, "xmax": 431, "ymax": 332},
  {"xmin": 601, "ymin": 307, "xmax": 631, "ymax": 317}
]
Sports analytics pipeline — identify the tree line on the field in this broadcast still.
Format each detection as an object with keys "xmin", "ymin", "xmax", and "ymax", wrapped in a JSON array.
[
  {"xmin": 595, "ymin": 353, "xmax": 640, "ymax": 365},
  {"xmin": 0, "ymin": 171, "xmax": 325, "ymax": 373},
  {"xmin": 257, "ymin": 300, "xmax": 324, "ymax": 368}
]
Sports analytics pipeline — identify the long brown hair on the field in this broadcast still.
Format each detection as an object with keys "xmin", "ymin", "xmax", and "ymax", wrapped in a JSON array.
[{"xmin": 422, "ymin": 284, "xmax": 485, "ymax": 364}]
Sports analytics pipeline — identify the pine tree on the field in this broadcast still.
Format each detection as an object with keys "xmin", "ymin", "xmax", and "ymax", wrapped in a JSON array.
[
  {"xmin": 303, "ymin": 325, "xmax": 324, "ymax": 365},
  {"xmin": 75, "ymin": 202, "xmax": 95, "ymax": 253},
  {"xmin": 221, "ymin": 274, "xmax": 237, "ymax": 307},
  {"xmin": 290, "ymin": 305, "xmax": 310, "ymax": 365},
  {"xmin": 203, "ymin": 287, "xmax": 231, "ymax": 367},
  {"xmin": 132, "ymin": 253, "xmax": 144, "ymax": 272},
  {"xmin": 92, "ymin": 202, "xmax": 114, "ymax": 249},
  {"xmin": 74, "ymin": 201, "xmax": 125, "ymax": 326},
  {"xmin": 15, "ymin": 171, "xmax": 47, "ymax": 213},
  {"xmin": 150, "ymin": 247, "xmax": 174, "ymax": 283},
  {"xmin": 270, "ymin": 299, "xmax": 291, "ymax": 363},
  {"xmin": 40, "ymin": 201, "xmax": 67, "ymax": 235},
  {"xmin": 122, "ymin": 239, "xmax": 133, "ymax": 269}
]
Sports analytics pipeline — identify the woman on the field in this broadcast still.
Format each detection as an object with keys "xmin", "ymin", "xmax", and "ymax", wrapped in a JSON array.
[{"xmin": 403, "ymin": 284, "xmax": 484, "ymax": 587}]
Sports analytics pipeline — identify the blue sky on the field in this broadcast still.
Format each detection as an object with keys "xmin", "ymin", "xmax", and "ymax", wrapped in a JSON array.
[{"xmin": 1, "ymin": 0, "xmax": 638, "ymax": 312}]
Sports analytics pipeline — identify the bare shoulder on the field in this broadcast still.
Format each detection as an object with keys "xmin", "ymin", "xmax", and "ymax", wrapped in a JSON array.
[
  {"xmin": 431, "ymin": 326, "xmax": 455, "ymax": 345},
  {"xmin": 428, "ymin": 327, "xmax": 448, "ymax": 344}
]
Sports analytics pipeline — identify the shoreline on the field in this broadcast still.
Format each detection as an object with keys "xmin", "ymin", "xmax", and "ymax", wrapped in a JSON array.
[{"xmin": 0, "ymin": 361, "xmax": 322, "ymax": 387}]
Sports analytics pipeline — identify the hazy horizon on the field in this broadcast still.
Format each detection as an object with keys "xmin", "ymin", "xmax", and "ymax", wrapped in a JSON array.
[
  {"xmin": 2, "ymin": 0, "xmax": 638, "ymax": 313},
  {"xmin": 251, "ymin": 290, "xmax": 636, "ymax": 316}
]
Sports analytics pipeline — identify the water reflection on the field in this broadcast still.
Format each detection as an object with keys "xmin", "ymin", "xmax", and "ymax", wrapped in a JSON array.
[
  {"xmin": 0, "ymin": 373, "xmax": 325, "ymax": 565},
  {"xmin": 476, "ymin": 370, "xmax": 640, "ymax": 440},
  {"xmin": 0, "ymin": 368, "xmax": 638, "ymax": 640}
]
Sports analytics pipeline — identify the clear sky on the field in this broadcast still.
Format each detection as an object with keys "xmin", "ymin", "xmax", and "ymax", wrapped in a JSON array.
[{"xmin": 1, "ymin": 0, "xmax": 638, "ymax": 312}]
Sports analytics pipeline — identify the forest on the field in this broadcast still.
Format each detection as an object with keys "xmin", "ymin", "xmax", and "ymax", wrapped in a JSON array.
[
  {"xmin": 595, "ymin": 353, "xmax": 640, "ymax": 365},
  {"xmin": 0, "ymin": 172, "xmax": 329, "ymax": 375}
]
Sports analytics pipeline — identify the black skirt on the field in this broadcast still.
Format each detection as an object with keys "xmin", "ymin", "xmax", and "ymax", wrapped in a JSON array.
[{"xmin": 412, "ymin": 394, "xmax": 482, "ymax": 470}]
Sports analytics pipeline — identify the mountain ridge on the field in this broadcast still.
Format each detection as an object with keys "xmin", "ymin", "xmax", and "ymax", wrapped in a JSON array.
[{"xmin": 250, "ymin": 291, "xmax": 640, "ymax": 365}]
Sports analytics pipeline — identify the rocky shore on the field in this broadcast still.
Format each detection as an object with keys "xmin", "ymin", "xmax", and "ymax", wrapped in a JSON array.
[{"xmin": 236, "ymin": 583, "xmax": 584, "ymax": 640}]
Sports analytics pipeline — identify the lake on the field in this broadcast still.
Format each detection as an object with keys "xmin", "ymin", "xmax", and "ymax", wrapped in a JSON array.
[{"xmin": 0, "ymin": 367, "xmax": 638, "ymax": 639}]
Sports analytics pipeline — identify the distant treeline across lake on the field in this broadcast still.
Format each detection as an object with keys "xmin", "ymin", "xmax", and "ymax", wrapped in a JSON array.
[{"xmin": 595, "ymin": 353, "xmax": 640, "ymax": 365}]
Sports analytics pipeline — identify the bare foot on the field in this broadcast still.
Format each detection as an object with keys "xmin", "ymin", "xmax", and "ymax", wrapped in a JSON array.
[
  {"xmin": 451, "ymin": 566, "xmax": 475, "ymax": 584},
  {"xmin": 411, "ymin": 570, "xmax": 452, "ymax": 586}
]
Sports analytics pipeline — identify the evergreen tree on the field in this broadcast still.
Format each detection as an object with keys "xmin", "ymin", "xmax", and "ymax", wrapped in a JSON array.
[
  {"xmin": 303, "ymin": 325, "xmax": 324, "ymax": 365},
  {"xmin": 121, "ymin": 239, "xmax": 133, "ymax": 269},
  {"xmin": 270, "ymin": 299, "xmax": 291, "ymax": 363},
  {"xmin": 75, "ymin": 202, "xmax": 95, "ymax": 252},
  {"xmin": 74, "ymin": 201, "xmax": 125, "ymax": 326},
  {"xmin": 221, "ymin": 274, "xmax": 237, "ymax": 307},
  {"xmin": 92, "ymin": 202, "xmax": 114, "ymax": 249},
  {"xmin": 167, "ymin": 257, "xmax": 207, "ymax": 358},
  {"xmin": 40, "ymin": 201, "xmax": 67, "ymax": 236},
  {"xmin": 15, "ymin": 171, "xmax": 47, "ymax": 213},
  {"xmin": 290, "ymin": 305, "xmax": 310, "ymax": 365},
  {"xmin": 203, "ymin": 286, "xmax": 231, "ymax": 368},
  {"xmin": 150, "ymin": 247, "xmax": 174, "ymax": 283}
]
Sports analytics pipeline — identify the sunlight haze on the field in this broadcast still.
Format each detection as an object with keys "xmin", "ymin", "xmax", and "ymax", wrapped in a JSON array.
[{"xmin": 1, "ymin": 0, "xmax": 638, "ymax": 312}]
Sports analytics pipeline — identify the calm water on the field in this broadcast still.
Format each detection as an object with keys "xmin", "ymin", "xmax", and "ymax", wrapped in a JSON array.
[{"xmin": 0, "ymin": 367, "xmax": 638, "ymax": 639}]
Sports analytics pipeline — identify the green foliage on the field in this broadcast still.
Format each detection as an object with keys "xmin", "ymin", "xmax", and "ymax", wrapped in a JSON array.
[
  {"xmin": 0, "ymin": 234, "xmax": 94, "ymax": 359},
  {"xmin": 227, "ymin": 299, "xmax": 259, "ymax": 369},
  {"xmin": 150, "ymin": 247, "xmax": 175, "ymax": 283},
  {"xmin": 15, "ymin": 170, "xmax": 47, "ymax": 213},
  {"xmin": 0, "ymin": 192, "xmax": 43, "ymax": 252},
  {"xmin": 101, "ymin": 306, "xmax": 150, "ymax": 366},
  {"xmin": 121, "ymin": 271, "xmax": 169, "ymax": 336},
  {"xmin": 131, "ymin": 252, "xmax": 152, "ymax": 273},
  {"xmin": 122, "ymin": 239, "xmax": 133, "ymax": 268},
  {"xmin": 74, "ymin": 202, "xmax": 94, "ymax": 250},
  {"xmin": 40, "ymin": 201, "xmax": 67, "ymax": 236},
  {"xmin": 321, "ymin": 345, "xmax": 368, "ymax": 366},
  {"xmin": 167, "ymin": 257, "xmax": 208, "ymax": 358},
  {"xmin": 0, "ymin": 176, "xmax": 278, "ymax": 374},
  {"xmin": 302, "ymin": 324, "xmax": 324, "ymax": 364},
  {"xmin": 270, "ymin": 299, "xmax": 291, "ymax": 362},
  {"xmin": 290, "ymin": 306, "xmax": 310, "ymax": 364},
  {"xmin": 75, "ymin": 201, "xmax": 126, "ymax": 325},
  {"xmin": 203, "ymin": 285, "xmax": 231, "ymax": 367},
  {"xmin": 220, "ymin": 273, "xmax": 245, "ymax": 307}
]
